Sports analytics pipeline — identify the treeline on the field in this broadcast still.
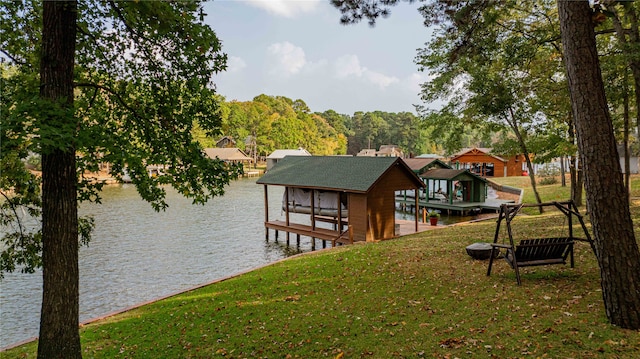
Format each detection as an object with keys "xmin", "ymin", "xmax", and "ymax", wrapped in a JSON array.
[{"xmin": 195, "ymin": 94, "xmax": 434, "ymax": 158}]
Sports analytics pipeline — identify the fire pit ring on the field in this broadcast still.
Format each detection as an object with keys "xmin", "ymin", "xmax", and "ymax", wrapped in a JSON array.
[{"xmin": 466, "ymin": 242, "xmax": 499, "ymax": 260}]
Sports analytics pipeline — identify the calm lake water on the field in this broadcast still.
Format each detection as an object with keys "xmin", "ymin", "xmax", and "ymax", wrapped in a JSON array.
[
  {"xmin": 0, "ymin": 178, "xmax": 481, "ymax": 348},
  {"xmin": 0, "ymin": 178, "xmax": 309, "ymax": 348}
]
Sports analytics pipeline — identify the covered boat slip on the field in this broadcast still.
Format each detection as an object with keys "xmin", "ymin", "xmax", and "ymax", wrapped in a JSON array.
[
  {"xmin": 257, "ymin": 156, "xmax": 426, "ymax": 248},
  {"xmin": 264, "ymin": 185, "xmax": 351, "ymax": 249},
  {"xmin": 395, "ymin": 168, "xmax": 514, "ymax": 215},
  {"xmin": 282, "ymin": 188, "xmax": 349, "ymax": 218}
]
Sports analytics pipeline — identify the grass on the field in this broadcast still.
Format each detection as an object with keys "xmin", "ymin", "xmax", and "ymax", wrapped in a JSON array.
[{"xmin": 4, "ymin": 177, "xmax": 640, "ymax": 358}]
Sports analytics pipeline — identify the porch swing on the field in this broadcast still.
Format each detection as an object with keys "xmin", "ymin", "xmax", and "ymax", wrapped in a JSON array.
[{"xmin": 487, "ymin": 200, "xmax": 594, "ymax": 285}]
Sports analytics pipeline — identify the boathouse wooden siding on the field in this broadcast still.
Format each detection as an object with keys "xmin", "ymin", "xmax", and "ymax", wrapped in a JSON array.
[
  {"xmin": 362, "ymin": 163, "xmax": 423, "ymax": 241},
  {"xmin": 349, "ymin": 193, "xmax": 368, "ymax": 242},
  {"xmin": 257, "ymin": 156, "xmax": 425, "ymax": 244},
  {"xmin": 450, "ymin": 148, "xmax": 527, "ymax": 177},
  {"xmin": 504, "ymin": 154, "xmax": 528, "ymax": 176}
]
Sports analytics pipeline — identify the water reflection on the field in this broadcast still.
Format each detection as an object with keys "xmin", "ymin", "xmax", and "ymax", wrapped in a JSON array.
[
  {"xmin": 0, "ymin": 178, "xmax": 305, "ymax": 348},
  {"xmin": 1, "ymin": 178, "xmax": 482, "ymax": 348}
]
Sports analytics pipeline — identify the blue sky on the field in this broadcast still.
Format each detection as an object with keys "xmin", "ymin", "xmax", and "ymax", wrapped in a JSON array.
[{"xmin": 204, "ymin": 0, "xmax": 435, "ymax": 115}]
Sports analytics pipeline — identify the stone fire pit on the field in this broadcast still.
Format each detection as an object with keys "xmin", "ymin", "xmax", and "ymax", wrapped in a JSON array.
[{"xmin": 465, "ymin": 242, "xmax": 499, "ymax": 260}]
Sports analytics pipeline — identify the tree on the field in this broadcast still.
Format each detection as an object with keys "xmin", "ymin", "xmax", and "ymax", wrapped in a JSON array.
[
  {"xmin": 414, "ymin": 0, "xmax": 558, "ymax": 209},
  {"xmin": 557, "ymin": 0, "xmax": 640, "ymax": 329},
  {"xmin": 332, "ymin": 0, "xmax": 640, "ymax": 330},
  {"xmin": 1, "ymin": 1, "xmax": 240, "ymax": 357},
  {"xmin": 603, "ymin": 1, "xmax": 640, "ymax": 138},
  {"xmin": 37, "ymin": 2, "xmax": 82, "ymax": 356},
  {"xmin": 346, "ymin": 111, "xmax": 429, "ymax": 155},
  {"xmin": 597, "ymin": 1, "xmax": 640, "ymax": 195}
]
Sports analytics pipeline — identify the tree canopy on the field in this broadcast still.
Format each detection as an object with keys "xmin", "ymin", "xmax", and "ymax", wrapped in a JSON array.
[
  {"xmin": 331, "ymin": 0, "xmax": 640, "ymax": 330},
  {"xmin": 1, "ymin": 1, "xmax": 241, "ymax": 357}
]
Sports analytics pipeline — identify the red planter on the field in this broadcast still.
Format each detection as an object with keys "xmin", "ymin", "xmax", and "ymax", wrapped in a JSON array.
[{"xmin": 429, "ymin": 216, "xmax": 439, "ymax": 226}]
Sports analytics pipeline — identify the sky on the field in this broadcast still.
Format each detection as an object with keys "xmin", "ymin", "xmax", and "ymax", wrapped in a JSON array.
[{"xmin": 204, "ymin": 0, "xmax": 435, "ymax": 116}]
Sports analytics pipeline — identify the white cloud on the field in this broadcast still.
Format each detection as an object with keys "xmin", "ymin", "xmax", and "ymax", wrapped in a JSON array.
[
  {"xmin": 266, "ymin": 41, "xmax": 307, "ymax": 76},
  {"xmin": 246, "ymin": 0, "xmax": 320, "ymax": 18},
  {"xmin": 304, "ymin": 58, "xmax": 329, "ymax": 73},
  {"xmin": 366, "ymin": 71, "xmax": 399, "ymax": 89},
  {"xmin": 334, "ymin": 55, "xmax": 364, "ymax": 78},
  {"xmin": 334, "ymin": 54, "xmax": 399, "ymax": 89},
  {"xmin": 227, "ymin": 56, "xmax": 247, "ymax": 73},
  {"xmin": 407, "ymin": 72, "xmax": 431, "ymax": 93}
]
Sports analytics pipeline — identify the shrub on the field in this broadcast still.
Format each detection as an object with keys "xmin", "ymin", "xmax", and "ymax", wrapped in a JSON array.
[
  {"xmin": 539, "ymin": 176, "xmax": 558, "ymax": 185},
  {"xmin": 25, "ymin": 154, "xmax": 41, "ymax": 171}
]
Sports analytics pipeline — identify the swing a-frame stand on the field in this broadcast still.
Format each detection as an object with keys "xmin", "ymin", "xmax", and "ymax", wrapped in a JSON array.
[{"xmin": 487, "ymin": 200, "xmax": 594, "ymax": 285}]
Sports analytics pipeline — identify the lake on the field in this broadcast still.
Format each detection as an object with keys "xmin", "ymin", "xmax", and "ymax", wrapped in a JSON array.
[
  {"xmin": 0, "ymin": 177, "xmax": 482, "ymax": 349},
  {"xmin": 0, "ymin": 178, "xmax": 307, "ymax": 348}
]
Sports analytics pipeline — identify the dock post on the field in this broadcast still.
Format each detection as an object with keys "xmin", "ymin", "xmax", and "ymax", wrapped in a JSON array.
[
  {"xmin": 296, "ymin": 234, "xmax": 300, "ymax": 246},
  {"xmin": 286, "ymin": 232, "xmax": 290, "ymax": 246},
  {"xmin": 311, "ymin": 238, "xmax": 315, "ymax": 250},
  {"xmin": 264, "ymin": 185, "xmax": 269, "ymax": 241},
  {"xmin": 275, "ymin": 230, "xmax": 279, "ymax": 242}
]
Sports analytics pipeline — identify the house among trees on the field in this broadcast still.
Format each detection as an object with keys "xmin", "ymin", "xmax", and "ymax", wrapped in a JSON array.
[
  {"xmin": 450, "ymin": 147, "xmax": 527, "ymax": 177},
  {"xmin": 257, "ymin": 156, "xmax": 425, "ymax": 246},
  {"xmin": 216, "ymin": 136, "xmax": 236, "ymax": 148},
  {"xmin": 266, "ymin": 148, "xmax": 312, "ymax": 170},
  {"xmin": 356, "ymin": 145, "xmax": 404, "ymax": 157},
  {"xmin": 356, "ymin": 148, "xmax": 377, "ymax": 157},
  {"xmin": 377, "ymin": 145, "xmax": 404, "ymax": 157}
]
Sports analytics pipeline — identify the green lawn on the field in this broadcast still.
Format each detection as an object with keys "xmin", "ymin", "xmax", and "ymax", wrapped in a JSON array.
[{"xmin": 4, "ymin": 176, "xmax": 640, "ymax": 358}]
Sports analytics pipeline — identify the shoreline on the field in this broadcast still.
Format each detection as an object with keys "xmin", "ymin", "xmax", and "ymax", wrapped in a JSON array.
[
  {"xmin": 0, "ymin": 249, "xmax": 313, "ymax": 352},
  {"xmin": 0, "ymin": 214, "xmax": 501, "ymax": 352}
]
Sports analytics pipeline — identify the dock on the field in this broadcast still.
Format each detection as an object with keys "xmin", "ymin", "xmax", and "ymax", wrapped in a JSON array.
[
  {"xmin": 244, "ymin": 170, "xmax": 261, "ymax": 177},
  {"xmin": 395, "ymin": 197, "xmax": 516, "ymax": 216}
]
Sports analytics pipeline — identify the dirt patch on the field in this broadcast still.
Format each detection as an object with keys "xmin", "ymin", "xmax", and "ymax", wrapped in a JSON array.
[{"xmin": 495, "ymin": 190, "xmax": 521, "ymax": 202}]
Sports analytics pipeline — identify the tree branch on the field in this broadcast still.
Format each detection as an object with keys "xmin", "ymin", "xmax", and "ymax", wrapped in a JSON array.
[
  {"xmin": 106, "ymin": 0, "xmax": 164, "ymax": 74},
  {"xmin": 0, "ymin": 190, "xmax": 28, "ymax": 242},
  {"xmin": 74, "ymin": 82, "xmax": 144, "ymax": 121},
  {"xmin": 1, "ymin": 49, "xmax": 28, "ymax": 66}
]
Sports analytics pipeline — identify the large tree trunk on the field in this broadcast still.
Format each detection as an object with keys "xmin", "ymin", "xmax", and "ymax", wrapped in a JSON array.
[
  {"xmin": 567, "ymin": 114, "xmax": 583, "ymax": 206},
  {"xmin": 38, "ymin": 1, "xmax": 81, "ymax": 358},
  {"xmin": 623, "ymin": 77, "xmax": 630, "ymax": 194},
  {"xmin": 558, "ymin": 0, "xmax": 640, "ymax": 329}
]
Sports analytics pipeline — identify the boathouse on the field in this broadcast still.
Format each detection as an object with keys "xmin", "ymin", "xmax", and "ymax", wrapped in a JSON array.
[
  {"xmin": 402, "ymin": 158, "xmax": 451, "ymax": 174},
  {"xmin": 397, "ymin": 158, "xmax": 452, "ymax": 201},
  {"xmin": 203, "ymin": 148, "xmax": 253, "ymax": 165},
  {"xmin": 450, "ymin": 147, "xmax": 527, "ymax": 177},
  {"xmin": 265, "ymin": 148, "xmax": 312, "ymax": 171},
  {"xmin": 257, "ymin": 156, "xmax": 425, "ymax": 246},
  {"xmin": 420, "ymin": 168, "xmax": 487, "ymax": 205}
]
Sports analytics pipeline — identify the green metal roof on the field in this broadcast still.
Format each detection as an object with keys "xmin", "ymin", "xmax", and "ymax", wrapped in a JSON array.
[
  {"xmin": 256, "ymin": 156, "xmax": 424, "ymax": 193},
  {"xmin": 420, "ymin": 168, "xmax": 487, "ymax": 182},
  {"xmin": 402, "ymin": 158, "xmax": 452, "ymax": 173}
]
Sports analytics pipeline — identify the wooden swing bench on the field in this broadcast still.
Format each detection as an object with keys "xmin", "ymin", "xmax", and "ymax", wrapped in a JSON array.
[{"xmin": 487, "ymin": 201, "xmax": 593, "ymax": 285}]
